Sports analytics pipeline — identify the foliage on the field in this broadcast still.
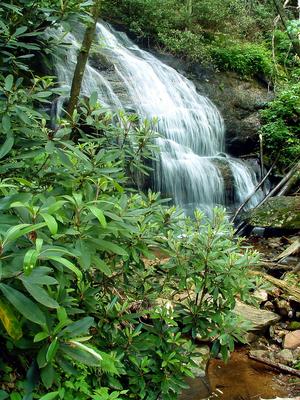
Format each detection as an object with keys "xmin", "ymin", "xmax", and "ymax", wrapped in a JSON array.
[
  {"xmin": 0, "ymin": 1, "xmax": 259, "ymax": 398},
  {"xmin": 0, "ymin": 75, "xmax": 257, "ymax": 398},
  {"xmin": 211, "ymin": 40, "xmax": 274, "ymax": 78},
  {"xmin": 101, "ymin": 0, "xmax": 186, "ymax": 41},
  {"xmin": 101, "ymin": 0, "xmax": 278, "ymax": 79},
  {"xmin": 260, "ymin": 83, "xmax": 300, "ymax": 167},
  {"xmin": 0, "ymin": 0, "xmax": 91, "ymax": 75},
  {"xmin": 165, "ymin": 209, "xmax": 257, "ymax": 360},
  {"xmin": 158, "ymin": 29, "xmax": 211, "ymax": 63}
]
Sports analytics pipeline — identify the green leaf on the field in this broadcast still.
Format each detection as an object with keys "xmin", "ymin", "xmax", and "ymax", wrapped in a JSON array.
[
  {"xmin": 61, "ymin": 343, "xmax": 102, "ymax": 366},
  {"xmin": 0, "ymin": 390, "xmax": 9, "ymax": 400},
  {"xmin": 0, "ymin": 135, "xmax": 14, "ymax": 159},
  {"xmin": 22, "ymin": 267, "xmax": 58, "ymax": 286},
  {"xmin": 89, "ymin": 91, "xmax": 98, "ymax": 108},
  {"xmin": 34, "ymin": 331, "xmax": 49, "ymax": 342},
  {"xmin": 4, "ymin": 75, "xmax": 13, "ymax": 91},
  {"xmin": 46, "ymin": 337, "xmax": 59, "ymax": 362},
  {"xmin": 15, "ymin": 26, "xmax": 27, "ymax": 36},
  {"xmin": 48, "ymin": 256, "xmax": 82, "ymax": 280},
  {"xmin": 93, "ymin": 257, "xmax": 112, "ymax": 276},
  {"xmin": 41, "ymin": 364, "xmax": 55, "ymax": 389},
  {"xmin": 60, "ymin": 317, "xmax": 94, "ymax": 338},
  {"xmin": 43, "ymin": 200, "xmax": 67, "ymax": 214},
  {"xmin": 0, "ymin": 298, "xmax": 22, "ymax": 340},
  {"xmin": 2, "ymin": 115, "xmax": 11, "ymax": 133},
  {"xmin": 41, "ymin": 213, "xmax": 58, "ymax": 235},
  {"xmin": 0, "ymin": 283, "xmax": 46, "ymax": 326},
  {"xmin": 56, "ymin": 148, "xmax": 73, "ymax": 168},
  {"xmin": 3, "ymin": 222, "xmax": 46, "ymax": 245},
  {"xmin": 22, "ymin": 281, "xmax": 59, "ymax": 309},
  {"xmin": 39, "ymin": 391, "xmax": 59, "ymax": 400},
  {"xmin": 23, "ymin": 248, "xmax": 39, "ymax": 272},
  {"xmin": 87, "ymin": 205, "xmax": 107, "ymax": 227},
  {"xmin": 94, "ymin": 239, "xmax": 128, "ymax": 256}
]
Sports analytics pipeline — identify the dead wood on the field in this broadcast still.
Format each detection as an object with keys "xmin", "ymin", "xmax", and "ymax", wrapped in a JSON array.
[
  {"xmin": 249, "ymin": 270, "xmax": 300, "ymax": 303},
  {"xmin": 249, "ymin": 351, "xmax": 300, "ymax": 378}
]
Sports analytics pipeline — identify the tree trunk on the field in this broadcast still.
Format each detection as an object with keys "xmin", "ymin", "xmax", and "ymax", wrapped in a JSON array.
[
  {"xmin": 186, "ymin": 0, "xmax": 193, "ymax": 28},
  {"xmin": 66, "ymin": 0, "xmax": 101, "ymax": 117},
  {"xmin": 272, "ymin": 0, "xmax": 300, "ymax": 57}
]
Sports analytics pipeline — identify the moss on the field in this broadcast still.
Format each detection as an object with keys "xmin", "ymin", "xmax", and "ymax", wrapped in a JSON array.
[{"xmin": 249, "ymin": 196, "xmax": 300, "ymax": 229}]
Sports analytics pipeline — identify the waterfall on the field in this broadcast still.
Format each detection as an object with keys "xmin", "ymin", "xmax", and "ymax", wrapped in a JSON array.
[{"xmin": 51, "ymin": 22, "xmax": 264, "ymax": 214}]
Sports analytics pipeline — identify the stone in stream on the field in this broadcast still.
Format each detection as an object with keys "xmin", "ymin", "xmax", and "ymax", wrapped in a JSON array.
[
  {"xmin": 283, "ymin": 330, "xmax": 300, "ymax": 349},
  {"xmin": 234, "ymin": 300, "xmax": 281, "ymax": 332},
  {"xmin": 277, "ymin": 349, "xmax": 294, "ymax": 364}
]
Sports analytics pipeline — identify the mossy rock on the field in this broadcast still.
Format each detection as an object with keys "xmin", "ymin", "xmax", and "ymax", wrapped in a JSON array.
[{"xmin": 249, "ymin": 196, "xmax": 300, "ymax": 229}]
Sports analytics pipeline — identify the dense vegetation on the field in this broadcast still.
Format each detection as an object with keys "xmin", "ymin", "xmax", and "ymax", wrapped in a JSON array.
[{"xmin": 0, "ymin": 0, "xmax": 299, "ymax": 399}]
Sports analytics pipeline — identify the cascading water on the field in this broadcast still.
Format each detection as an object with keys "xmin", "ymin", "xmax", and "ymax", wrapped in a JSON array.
[{"xmin": 51, "ymin": 22, "xmax": 264, "ymax": 214}]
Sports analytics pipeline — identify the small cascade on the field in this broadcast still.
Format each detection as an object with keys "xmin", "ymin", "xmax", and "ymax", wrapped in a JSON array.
[{"xmin": 51, "ymin": 22, "xmax": 264, "ymax": 213}]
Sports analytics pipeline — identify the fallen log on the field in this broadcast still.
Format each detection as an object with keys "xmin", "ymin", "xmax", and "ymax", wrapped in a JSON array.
[
  {"xmin": 278, "ymin": 169, "xmax": 300, "ymax": 196},
  {"xmin": 249, "ymin": 351, "xmax": 300, "ymax": 378},
  {"xmin": 260, "ymin": 260, "xmax": 296, "ymax": 271},
  {"xmin": 272, "ymin": 240, "xmax": 300, "ymax": 262},
  {"xmin": 249, "ymin": 270, "xmax": 300, "ymax": 303},
  {"xmin": 257, "ymin": 161, "xmax": 300, "ymax": 209}
]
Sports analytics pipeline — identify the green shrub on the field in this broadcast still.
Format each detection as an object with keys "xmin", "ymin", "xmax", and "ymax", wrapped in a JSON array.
[
  {"xmin": 101, "ymin": 0, "xmax": 186, "ymax": 40},
  {"xmin": 211, "ymin": 41, "xmax": 273, "ymax": 78},
  {"xmin": 158, "ymin": 29, "xmax": 211, "ymax": 63},
  {"xmin": 260, "ymin": 83, "xmax": 300, "ymax": 167}
]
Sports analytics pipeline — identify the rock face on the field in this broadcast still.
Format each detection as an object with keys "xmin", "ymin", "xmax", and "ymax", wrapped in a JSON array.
[
  {"xmin": 284, "ymin": 330, "xmax": 300, "ymax": 349},
  {"xmin": 248, "ymin": 196, "xmax": 300, "ymax": 230},
  {"xmin": 191, "ymin": 69, "xmax": 274, "ymax": 157},
  {"xmin": 234, "ymin": 300, "xmax": 280, "ymax": 332}
]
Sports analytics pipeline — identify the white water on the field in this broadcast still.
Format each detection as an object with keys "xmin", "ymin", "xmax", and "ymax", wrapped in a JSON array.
[{"xmin": 51, "ymin": 22, "xmax": 264, "ymax": 213}]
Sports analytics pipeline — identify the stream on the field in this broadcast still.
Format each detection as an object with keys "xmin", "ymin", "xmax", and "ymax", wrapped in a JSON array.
[{"xmin": 179, "ymin": 350, "xmax": 295, "ymax": 400}]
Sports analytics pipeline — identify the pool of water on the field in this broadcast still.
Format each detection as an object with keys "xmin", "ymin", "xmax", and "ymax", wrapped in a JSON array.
[{"xmin": 179, "ymin": 350, "xmax": 298, "ymax": 400}]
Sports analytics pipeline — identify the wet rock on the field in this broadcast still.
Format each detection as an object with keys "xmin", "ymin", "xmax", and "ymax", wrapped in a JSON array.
[
  {"xmin": 283, "ymin": 330, "xmax": 300, "ymax": 349},
  {"xmin": 264, "ymin": 301, "xmax": 275, "ymax": 312},
  {"xmin": 248, "ymin": 196, "xmax": 300, "ymax": 230},
  {"xmin": 190, "ymin": 345, "xmax": 210, "ymax": 377},
  {"xmin": 274, "ymin": 299, "xmax": 293, "ymax": 318},
  {"xmin": 250, "ymin": 349, "xmax": 269, "ymax": 359},
  {"xmin": 277, "ymin": 349, "xmax": 294, "ymax": 364},
  {"xmin": 234, "ymin": 300, "xmax": 281, "ymax": 332},
  {"xmin": 254, "ymin": 289, "xmax": 268, "ymax": 303},
  {"xmin": 245, "ymin": 332, "xmax": 259, "ymax": 343}
]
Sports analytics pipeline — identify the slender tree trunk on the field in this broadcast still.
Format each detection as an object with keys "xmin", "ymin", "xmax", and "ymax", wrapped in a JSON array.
[
  {"xmin": 66, "ymin": 0, "xmax": 101, "ymax": 117},
  {"xmin": 186, "ymin": 0, "xmax": 193, "ymax": 28},
  {"xmin": 272, "ymin": 0, "xmax": 300, "ymax": 57}
]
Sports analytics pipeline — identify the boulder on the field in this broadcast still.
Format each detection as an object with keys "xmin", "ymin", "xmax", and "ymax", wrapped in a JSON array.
[
  {"xmin": 283, "ymin": 330, "xmax": 300, "ymax": 349},
  {"xmin": 248, "ymin": 196, "xmax": 300, "ymax": 230},
  {"xmin": 276, "ymin": 349, "xmax": 294, "ymax": 364},
  {"xmin": 234, "ymin": 300, "xmax": 280, "ymax": 332}
]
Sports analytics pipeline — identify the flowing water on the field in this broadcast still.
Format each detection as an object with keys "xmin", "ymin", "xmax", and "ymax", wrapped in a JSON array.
[{"xmin": 51, "ymin": 22, "xmax": 265, "ymax": 214}]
